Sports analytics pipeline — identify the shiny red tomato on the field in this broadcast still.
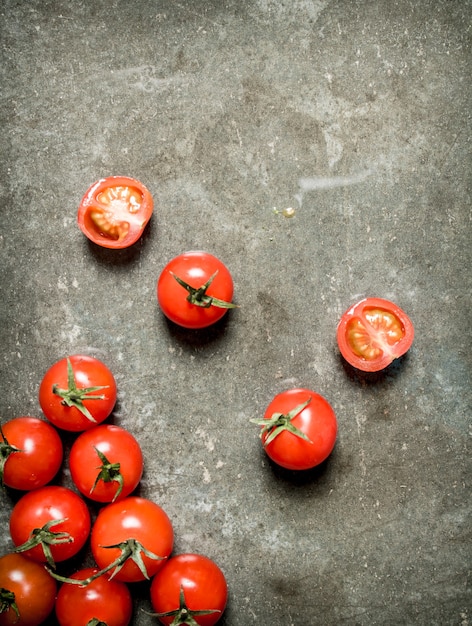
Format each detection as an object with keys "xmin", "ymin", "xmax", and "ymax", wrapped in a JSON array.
[
  {"xmin": 69, "ymin": 424, "xmax": 143, "ymax": 503},
  {"xmin": 150, "ymin": 554, "xmax": 228, "ymax": 626},
  {"xmin": 157, "ymin": 251, "xmax": 236, "ymax": 329},
  {"xmin": 39, "ymin": 355, "xmax": 117, "ymax": 432},
  {"xmin": 9, "ymin": 486, "xmax": 91, "ymax": 567},
  {"xmin": 253, "ymin": 388, "xmax": 338, "ymax": 470},
  {"xmin": 337, "ymin": 297, "xmax": 414, "ymax": 372},
  {"xmin": 90, "ymin": 496, "xmax": 173, "ymax": 583},
  {"xmin": 77, "ymin": 176, "xmax": 154, "ymax": 249},
  {"xmin": 0, "ymin": 417, "xmax": 63, "ymax": 490},
  {"xmin": 0, "ymin": 553, "xmax": 57, "ymax": 626},
  {"xmin": 55, "ymin": 568, "xmax": 132, "ymax": 626}
]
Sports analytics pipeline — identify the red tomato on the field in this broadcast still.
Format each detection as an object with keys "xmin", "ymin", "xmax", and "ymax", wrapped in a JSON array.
[
  {"xmin": 253, "ymin": 388, "xmax": 338, "ymax": 470},
  {"xmin": 38, "ymin": 355, "xmax": 117, "ymax": 432},
  {"xmin": 55, "ymin": 568, "xmax": 132, "ymax": 626},
  {"xmin": 157, "ymin": 251, "xmax": 236, "ymax": 329},
  {"xmin": 0, "ymin": 417, "xmax": 63, "ymax": 490},
  {"xmin": 337, "ymin": 297, "xmax": 414, "ymax": 372},
  {"xmin": 150, "ymin": 554, "xmax": 228, "ymax": 626},
  {"xmin": 0, "ymin": 553, "xmax": 56, "ymax": 626},
  {"xmin": 77, "ymin": 176, "xmax": 154, "ymax": 249},
  {"xmin": 90, "ymin": 496, "xmax": 173, "ymax": 583},
  {"xmin": 69, "ymin": 424, "xmax": 143, "ymax": 503},
  {"xmin": 9, "ymin": 486, "xmax": 91, "ymax": 567}
]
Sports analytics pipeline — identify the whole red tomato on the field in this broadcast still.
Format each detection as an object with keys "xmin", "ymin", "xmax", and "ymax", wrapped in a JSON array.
[
  {"xmin": 9, "ymin": 486, "xmax": 91, "ymax": 567},
  {"xmin": 253, "ymin": 388, "xmax": 338, "ymax": 470},
  {"xmin": 0, "ymin": 553, "xmax": 56, "ymax": 626},
  {"xmin": 0, "ymin": 417, "xmax": 63, "ymax": 490},
  {"xmin": 150, "ymin": 553, "xmax": 228, "ymax": 626},
  {"xmin": 55, "ymin": 568, "xmax": 132, "ymax": 626},
  {"xmin": 69, "ymin": 424, "xmax": 144, "ymax": 502},
  {"xmin": 77, "ymin": 176, "xmax": 154, "ymax": 249},
  {"xmin": 336, "ymin": 297, "xmax": 414, "ymax": 372},
  {"xmin": 39, "ymin": 355, "xmax": 117, "ymax": 432},
  {"xmin": 90, "ymin": 496, "xmax": 173, "ymax": 583},
  {"xmin": 157, "ymin": 251, "xmax": 237, "ymax": 329}
]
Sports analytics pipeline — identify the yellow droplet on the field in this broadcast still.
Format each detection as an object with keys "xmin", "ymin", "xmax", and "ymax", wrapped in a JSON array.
[{"xmin": 282, "ymin": 207, "xmax": 296, "ymax": 218}]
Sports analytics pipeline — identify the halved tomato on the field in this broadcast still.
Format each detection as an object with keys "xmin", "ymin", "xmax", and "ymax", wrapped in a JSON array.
[
  {"xmin": 77, "ymin": 176, "xmax": 153, "ymax": 248},
  {"xmin": 337, "ymin": 297, "xmax": 414, "ymax": 372}
]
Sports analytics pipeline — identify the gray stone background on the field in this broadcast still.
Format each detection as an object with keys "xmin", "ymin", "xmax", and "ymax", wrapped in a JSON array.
[{"xmin": 1, "ymin": 1, "xmax": 470, "ymax": 624}]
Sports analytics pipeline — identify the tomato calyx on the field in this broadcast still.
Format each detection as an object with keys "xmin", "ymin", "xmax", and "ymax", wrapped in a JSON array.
[
  {"xmin": 90, "ymin": 447, "xmax": 124, "ymax": 502},
  {"xmin": 86, "ymin": 620, "xmax": 108, "ymax": 626},
  {"xmin": 171, "ymin": 271, "xmax": 237, "ymax": 310},
  {"xmin": 52, "ymin": 358, "xmax": 109, "ymax": 424},
  {"xmin": 0, "ymin": 425, "xmax": 22, "ymax": 488},
  {"xmin": 147, "ymin": 585, "xmax": 221, "ymax": 626},
  {"xmin": 251, "ymin": 398, "xmax": 313, "ymax": 446},
  {"xmin": 49, "ymin": 538, "xmax": 166, "ymax": 585},
  {"xmin": 14, "ymin": 518, "xmax": 73, "ymax": 568},
  {"xmin": 0, "ymin": 587, "xmax": 20, "ymax": 618}
]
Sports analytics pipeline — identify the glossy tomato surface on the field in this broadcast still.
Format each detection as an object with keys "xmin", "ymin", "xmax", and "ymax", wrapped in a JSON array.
[
  {"xmin": 77, "ymin": 176, "xmax": 153, "ymax": 249},
  {"xmin": 337, "ymin": 297, "xmax": 414, "ymax": 372},
  {"xmin": 55, "ymin": 568, "xmax": 132, "ymax": 626},
  {"xmin": 9, "ymin": 486, "xmax": 91, "ymax": 565},
  {"xmin": 90, "ymin": 496, "xmax": 173, "ymax": 582},
  {"xmin": 157, "ymin": 251, "xmax": 235, "ymax": 329},
  {"xmin": 258, "ymin": 388, "xmax": 337, "ymax": 471},
  {"xmin": 39, "ymin": 355, "xmax": 117, "ymax": 432},
  {"xmin": 0, "ymin": 417, "xmax": 63, "ymax": 490},
  {"xmin": 150, "ymin": 553, "xmax": 228, "ymax": 626},
  {"xmin": 0, "ymin": 553, "xmax": 57, "ymax": 626},
  {"xmin": 69, "ymin": 424, "xmax": 143, "ymax": 502}
]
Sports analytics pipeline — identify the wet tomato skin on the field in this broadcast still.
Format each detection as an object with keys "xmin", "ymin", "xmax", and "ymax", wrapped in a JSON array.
[
  {"xmin": 337, "ymin": 297, "xmax": 414, "ymax": 372},
  {"xmin": 0, "ymin": 553, "xmax": 57, "ymax": 626},
  {"xmin": 77, "ymin": 176, "xmax": 153, "ymax": 249},
  {"xmin": 55, "ymin": 568, "xmax": 132, "ymax": 626},
  {"xmin": 0, "ymin": 417, "xmax": 63, "ymax": 490}
]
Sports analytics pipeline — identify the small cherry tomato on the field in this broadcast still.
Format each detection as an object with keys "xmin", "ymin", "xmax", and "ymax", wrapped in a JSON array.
[
  {"xmin": 150, "ymin": 553, "xmax": 228, "ymax": 626},
  {"xmin": 252, "ymin": 388, "xmax": 337, "ymax": 470},
  {"xmin": 69, "ymin": 424, "xmax": 144, "ymax": 503},
  {"xmin": 90, "ymin": 496, "xmax": 174, "ymax": 583},
  {"xmin": 39, "ymin": 355, "xmax": 117, "ymax": 432},
  {"xmin": 0, "ymin": 417, "xmax": 63, "ymax": 490},
  {"xmin": 9, "ymin": 486, "xmax": 91, "ymax": 567},
  {"xmin": 55, "ymin": 568, "xmax": 133, "ymax": 626},
  {"xmin": 77, "ymin": 176, "xmax": 154, "ymax": 249},
  {"xmin": 337, "ymin": 297, "xmax": 414, "ymax": 372},
  {"xmin": 157, "ymin": 251, "xmax": 237, "ymax": 329},
  {"xmin": 0, "ymin": 553, "xmax": 57, "ymax": 626}
]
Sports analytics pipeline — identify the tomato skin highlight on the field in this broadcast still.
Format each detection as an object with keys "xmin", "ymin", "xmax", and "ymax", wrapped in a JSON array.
[
  {"xmin": 259, "ymin": 388, "xmax": 337, "ymax": 471},
  {"xmin": 337, "ymin": 297, "xmax": 414, "ymax": 372},
  {"xmin": 38, "ymin": 355, "xmax": 117, "ymax": 432},
  {"xmin": 90, "ymin": 496, "xmax": 174, "ymax": 583},
  {"xmin": 150, "ymin": 553, "xmax": 228, "ymax": 626},
  {"xmin": 69, "ymin": 424, "xmax": 144, "ymax": 502},
  {"xmin": 77, "ymin": 176, "xmax": 154, "ymax": 249},
  {"xmin": 0, "ymin": 417, "xmax": 63, "ymax": 490},
  {"xmin": 0, "ymin": 553, "xmax": 57, "ymax": 626},
  {"xmin": 55, "ymin": 568, "xmax": 133, "ymax": 626},
  {"xmin": 157, "ymin": 251, "xmax": 235, "ymax": 329},
  {"xmin": 9, "ymin": 486, "xmax": 91, "ymax": 565}
]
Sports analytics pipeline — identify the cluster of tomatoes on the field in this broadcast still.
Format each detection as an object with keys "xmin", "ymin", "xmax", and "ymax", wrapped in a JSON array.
[{"xmin": 1, "ymin": 176, "xmax": 415, "ymax": 626}]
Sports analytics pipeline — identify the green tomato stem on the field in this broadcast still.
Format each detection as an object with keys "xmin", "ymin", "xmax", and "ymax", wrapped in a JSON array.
[
  {"xmin": 250, "ymin": 397, "xmax": 313, "ymax": 446},
  {"xmin": 171, "ymin": 271, "xmax": 238, "ymax": 310},
  {"xmin": 14, "ymin": 518, "xmax": 73, "ymax": 569}
]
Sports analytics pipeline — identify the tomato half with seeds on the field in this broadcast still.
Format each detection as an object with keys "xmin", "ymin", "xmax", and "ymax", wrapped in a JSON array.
[
  {"xmin": 157, "ymin": 251, "xmax": 237, "ymax": 329},
  {"xmin": 69, "ymin": 424, "xmax": 144, "ymax": 502},
  {"xmin": 77, "ymin": 176, "xmax": 154, "ymax": 248},
  {"xmin": 150, "ymin": 554, "xmax": 228, "ymax": 626},
  {"xmin": 252, "ymin": 388, "xmax": 337, "ymax": 470},
  {"xmin": 0, "ymin": 417, "xmax": 63, "ymax": 490},
  {"xmin": 9, "ymin": 486, "xmax": 91, "ymax": 567},
  {"xmin": 337, "ymin": 297, "xmax": 414, "ymax": 372},
  {"xmin": 39, "ymin": 355, "xmax": 117, "ymax": 432},
  {"xmin": 55, "ymin": 568, "xmax": 132, "ymax": 626},
  {"xmin": 0, "ymin": 553, "xmax": 57, "ymax": 626}
]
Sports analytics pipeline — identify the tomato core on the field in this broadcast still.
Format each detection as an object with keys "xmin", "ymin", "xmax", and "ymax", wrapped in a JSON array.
[
  {"xmin": 346, "ymin": 307, "xmax": 405, "ymax": 360},
  {"xmin": 90, "ymin": 185, "xmax": 144, "ymax": 241}
]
